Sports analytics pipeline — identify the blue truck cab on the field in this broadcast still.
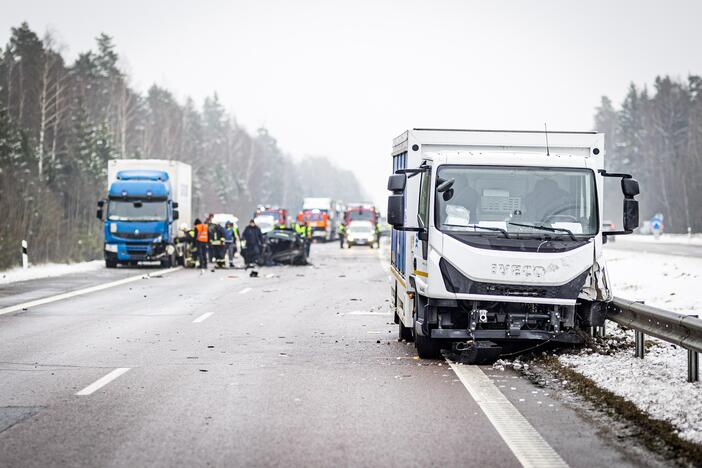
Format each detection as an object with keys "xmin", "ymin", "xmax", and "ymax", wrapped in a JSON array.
[{"xmin": 97, "ymin": 170, "xmax": 180, "ymax": 268}]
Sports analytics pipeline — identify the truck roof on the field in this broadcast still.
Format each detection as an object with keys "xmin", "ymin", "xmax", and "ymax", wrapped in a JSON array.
[
  {"xmin": 108, "ymin": 179, "xmax": 170, "ymax": 199},
  {"xmin": 392, "ymin": 128, "xmax": 604, "ymax": 159}
]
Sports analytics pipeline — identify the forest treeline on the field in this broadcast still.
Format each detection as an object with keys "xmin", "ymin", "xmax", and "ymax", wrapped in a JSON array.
[
  {"xmin": 595, "ymin": 76, "xmax": 702, "ymax": 233},
  {"xmin": 0, "ymin": 23, "xmax": 366, "ymax": 269}
]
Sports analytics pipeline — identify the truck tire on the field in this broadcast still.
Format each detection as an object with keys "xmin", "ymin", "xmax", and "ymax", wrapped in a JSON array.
[
  {"xmin": 160, "ymin": 255, "xmax": 173, "ymax": 268},
  {"xmin": 415, "ymin": 333, "xmax": 442, "ymax": 359},
  {"xmin": 414, "ymin": 296, "xmax": 442, "ymax": 358},
  {"xmin": 105, "ymin": 259, "xmax": 117, "ymax": 268}
]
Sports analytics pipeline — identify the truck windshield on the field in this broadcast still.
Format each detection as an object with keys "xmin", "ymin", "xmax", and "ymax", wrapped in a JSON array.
[
  {"xmin": 348, "ymin": 210, "xmax": 374, "ymax": 221},
  {"xmin": 435, "ymin": 166, "xmax": 597, "ymax": 237},
  {"xmin": 107, "ymin": 200, "xmax": 167, "ymax": 221}
]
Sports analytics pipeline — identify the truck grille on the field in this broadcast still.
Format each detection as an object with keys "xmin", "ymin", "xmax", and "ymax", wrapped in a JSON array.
[{"xmin": 115, "ymin": 232, "xmax": 160, "ymax": 240}]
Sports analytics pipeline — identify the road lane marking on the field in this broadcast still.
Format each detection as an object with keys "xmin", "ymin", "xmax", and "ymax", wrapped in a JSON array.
[
  {"xmin": 345, "ymin": 311, "xmax": 392, "ymax": 316},
  {"xmin": 192, "ymin": 312, "xmax": 214, "ymax": 323},
  {"xmin": 239, "ymin": 287, "xmax": 252, "ymax": 294},
  {"xmin": 0, "ymin": 267, "xmax": 182, "ymax": 316},
  {"xmin": 447, "ymin": 360, "xmax": 568, "ymax": 468},
  {"xmin": 75, "ymin": 368, "xmax": 131, "ymax": 396}
]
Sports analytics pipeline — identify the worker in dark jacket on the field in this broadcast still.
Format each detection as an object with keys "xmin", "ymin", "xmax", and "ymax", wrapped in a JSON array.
[{"xmin": 242, "ymin": 219, "xmax": 264, "ymax": 266}]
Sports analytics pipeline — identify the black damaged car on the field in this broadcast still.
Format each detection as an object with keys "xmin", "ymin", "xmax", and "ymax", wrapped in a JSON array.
[{"xmin": 259, "ymin": 228, "xmax": 308, "ymax": 265}]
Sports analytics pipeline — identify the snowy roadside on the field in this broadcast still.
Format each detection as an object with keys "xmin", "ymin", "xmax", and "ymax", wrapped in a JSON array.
[
  {"xmin": 605, "ymin": 246, "xmax": 701, "ymax": 315},
  {"xmin": 623, "ymin": 233, "xmax": 702, "ymax": 246},
  {"xmin": 0, "ymin": 261, "xmax": 103, "ymax": 285},
  {"xmin": 560, "ymin": 335, "xmax": 702, "ymax": 445},
  {"xmin": 551, "ymin": 246, "xmax": 702, "ymax": 446}
]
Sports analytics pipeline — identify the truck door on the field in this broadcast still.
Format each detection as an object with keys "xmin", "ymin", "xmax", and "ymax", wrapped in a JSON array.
[{"xmin": 412, "ymin": 165, "xmax": 431, "ymax": 295}]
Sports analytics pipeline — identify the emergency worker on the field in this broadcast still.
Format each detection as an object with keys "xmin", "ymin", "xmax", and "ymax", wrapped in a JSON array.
[
  {"xmin": 337, "ymin": 223, "xmax": 346, "ymax": 248},
  {"xmin": 210, "ymin": 222, "xmax": 227, "ymax": 268},
  {"xmin": 242, "ymin": 219, "xmax": 264, "ymax": 266},
  {"xmin": 195, "ymin": 218, "xmax": 209, "ymax": 270},
  {"xmin": 185, "ymin": 225, "xmax": 198, "ymax": 268},
  {"xmin": 224, "ymin": 221, "xmax": 239, "ymax": 268},
  {"xmin": 295, "ymin": 220, "xmax": 312, "ymax": 257}
]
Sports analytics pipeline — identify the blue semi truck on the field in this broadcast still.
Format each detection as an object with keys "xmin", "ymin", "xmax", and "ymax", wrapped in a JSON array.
[{"xmin": 96, "ymin": 159, "xmax": 192, "ymax": 268}]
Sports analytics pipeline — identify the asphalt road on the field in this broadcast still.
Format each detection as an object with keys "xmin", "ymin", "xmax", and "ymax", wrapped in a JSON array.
[
  {"xmin": 0, "ymin": 242, "xmax": 659, "ymax": 467},
  {"xmin": 606, "ymin": 237, "xmax": 702, "ymax": 258}
]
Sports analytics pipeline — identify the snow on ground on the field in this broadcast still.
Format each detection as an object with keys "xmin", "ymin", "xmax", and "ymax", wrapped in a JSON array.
[
  {"xmin": 560, "ymin": 340, "xmax": 702, "ymax": 444},
  {"xmin": 624, "ymin": 233, "xmax": 702, "ymax": 246},
  {"xmin": 557, "ymin": 245, "xmax": 702, "ymax": 445},
  {"xmin": 605, "ymin": 247, "xmax": 701, "ymax": 315},
  {"xmin": 0, "ymin": 261, "xmax": 103, "ymax": 285}
]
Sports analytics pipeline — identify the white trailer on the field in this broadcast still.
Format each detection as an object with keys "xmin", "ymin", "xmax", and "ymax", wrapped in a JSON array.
[{"xmin": 386, "ymin": 129, "xmax": 640, "ymax": 361}]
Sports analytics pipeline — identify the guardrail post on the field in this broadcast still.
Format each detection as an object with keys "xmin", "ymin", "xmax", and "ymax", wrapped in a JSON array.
[
  {"xmin": 634, "ymin": 330, "xmax": 645, "ymax": 358},
  {"xmin": 22, "ymin": 240, "xmax": 28, "ymax": 269},
  {"xmin": 688, "ymin": 350, "xmax": 699, "ymax": 383}
]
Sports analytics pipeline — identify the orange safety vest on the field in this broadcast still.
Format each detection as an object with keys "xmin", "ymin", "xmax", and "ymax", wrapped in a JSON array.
[{"xmin": 196, "ymin": 223, "xmax": 209, "ymax": 242}]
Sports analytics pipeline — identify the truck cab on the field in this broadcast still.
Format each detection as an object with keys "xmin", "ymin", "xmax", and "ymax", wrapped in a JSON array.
[
  {"xmin": 387, "ymin": 129, "xmax": 640, "ymax": 360},
  {"xmin": 98, "ymin": 170, "xmax": 179, "ymax": 268}
]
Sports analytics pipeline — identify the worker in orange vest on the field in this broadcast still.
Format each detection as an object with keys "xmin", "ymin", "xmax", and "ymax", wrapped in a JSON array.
[{"xmin": 194, "ymin": 217, "xmax": 209, "ymax": 271}]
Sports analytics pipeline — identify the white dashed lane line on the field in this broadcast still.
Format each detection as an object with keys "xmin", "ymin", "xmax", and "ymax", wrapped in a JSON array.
[
  {"xmin": 447, "ymin": 360, "xmax": 568, "ymax": 468},
  {"xmin": 192, "ymin": 312, "xmax": 214, "ymax": 323},
  {"xmin": 238, "ymin": 287, "xmax": 252, "ymax": 294},
  {"xmin": 75, "ymin": 368, "xmax": 131, "ymax": 396},
  {"xmin": 0, "ymin": 267, "xmax": 182, "ymax": 316}
]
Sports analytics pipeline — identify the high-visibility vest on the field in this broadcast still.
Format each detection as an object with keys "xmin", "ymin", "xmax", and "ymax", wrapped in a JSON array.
[{"xmin": 196, "ymin": 223, "xmax": 208, "ymax": 242}]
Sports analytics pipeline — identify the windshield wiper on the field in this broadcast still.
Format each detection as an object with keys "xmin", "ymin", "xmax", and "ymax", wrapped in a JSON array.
[
  {"xmin": 443, "ymin": 223, "xmax": 510, "ymax": 238},
  {"xmin": 507, "ymin": 222, "xmax": 577, "ymax": 241}
]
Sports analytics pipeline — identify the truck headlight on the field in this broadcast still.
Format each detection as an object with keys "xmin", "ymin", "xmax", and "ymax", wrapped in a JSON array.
[
  {"xmin": 105, "ymin": 244, "xmax": 118, "ymax": 253},
  {"xmin": 154, "ymin": 236, "xmax": 163, "ymax": 243}
]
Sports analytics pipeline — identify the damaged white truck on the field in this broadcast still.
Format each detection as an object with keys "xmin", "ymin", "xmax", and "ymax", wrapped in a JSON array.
[{"xmin": 387, "ymin": 129, "xmax": 640, "ymax": 362}]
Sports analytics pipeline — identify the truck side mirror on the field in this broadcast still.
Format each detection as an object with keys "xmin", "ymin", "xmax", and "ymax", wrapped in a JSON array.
[
  {"xmin": 387, "ymin": 195, "xmax": 404, "ymax": 227},
  {"xmin": 600, "ymin": 171, "xmax": 641, "ymax": 235},
  {"xmin": 621, "ymin": 178, "xmax": 640, "ymax": 197},
  {"xmin": 96, "ymin": 200, "xmax": 105, "ymax": 220},
  {"xmin": 623, "ymin": 199, "xmax": 638, "ymax": 232},
  {"xmin": 173, "ymin": 210, "xmax": 179, "ymax": 221},
  {"xmin": 172, "ymin": 202, "xmax": 179, "ymax": 209},
  {"xmin": 387, "ymin": 174, "xmax": 406, "ymax": 228},
  {"xmin": 387, "ymin": 174, "xmax": 406, "ymax": 192}
]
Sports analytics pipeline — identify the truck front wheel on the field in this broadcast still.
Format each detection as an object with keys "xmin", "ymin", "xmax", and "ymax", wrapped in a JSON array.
[
  {"xmin": 105, "ymin": 259, "xmax": 117, "ymax": 268},
  {"xmin": 413, "ymin": 296, "xmax": 442, "ymax": 358},
  {"xmin": 415, "ymin": 333, "xmax": 442, "ymax": 359}
]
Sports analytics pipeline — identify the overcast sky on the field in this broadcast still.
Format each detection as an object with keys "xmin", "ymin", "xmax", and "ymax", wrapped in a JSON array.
[{"xmin": 2, "ymin": 0, "xmax": 701, "ymax": 207}]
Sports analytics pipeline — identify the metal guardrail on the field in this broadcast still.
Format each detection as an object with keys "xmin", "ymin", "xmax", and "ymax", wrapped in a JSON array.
[{"xmin": 607, "ymin": 297, "xmax": 700, "ymax": 382}]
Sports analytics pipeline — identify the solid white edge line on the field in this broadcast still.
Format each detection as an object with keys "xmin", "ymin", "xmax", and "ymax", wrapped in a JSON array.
[
  {"xmin": 0, "ymin": 267, "xmax": 182, "ymax": 316},
  {"xmin": 75, "ymin": 368, "xmax": 131, "ymax": 396},
  {"xmin": 447, "ymin": 360, "xmax": 569, "ymax": 468},
  {"xmin": 192, "ymin": 312, "xmax": 214, "ymax": 323},
  {"xmin": 238, "ymin": 287, "xmax": 252, "ymax": 294}
]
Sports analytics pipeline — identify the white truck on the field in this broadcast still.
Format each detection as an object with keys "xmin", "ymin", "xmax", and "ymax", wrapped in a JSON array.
[
  {"xmin": 98, "ymin": 159, "xmax": 192, "ymax": 267},
  {"xmin": 386, "ymin": 129, "xmax": 639, "ymax": 361}
]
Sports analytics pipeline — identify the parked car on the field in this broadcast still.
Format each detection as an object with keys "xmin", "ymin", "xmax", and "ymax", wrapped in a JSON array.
[{"xmin": 345, "ymin": 221, "xmax": 379, "ymax": 248}]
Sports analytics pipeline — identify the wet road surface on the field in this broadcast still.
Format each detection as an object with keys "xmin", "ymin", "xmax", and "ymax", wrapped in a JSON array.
[{"xmin": 0, "ymin": 242, "xmax": 659, "ymax": 467}]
